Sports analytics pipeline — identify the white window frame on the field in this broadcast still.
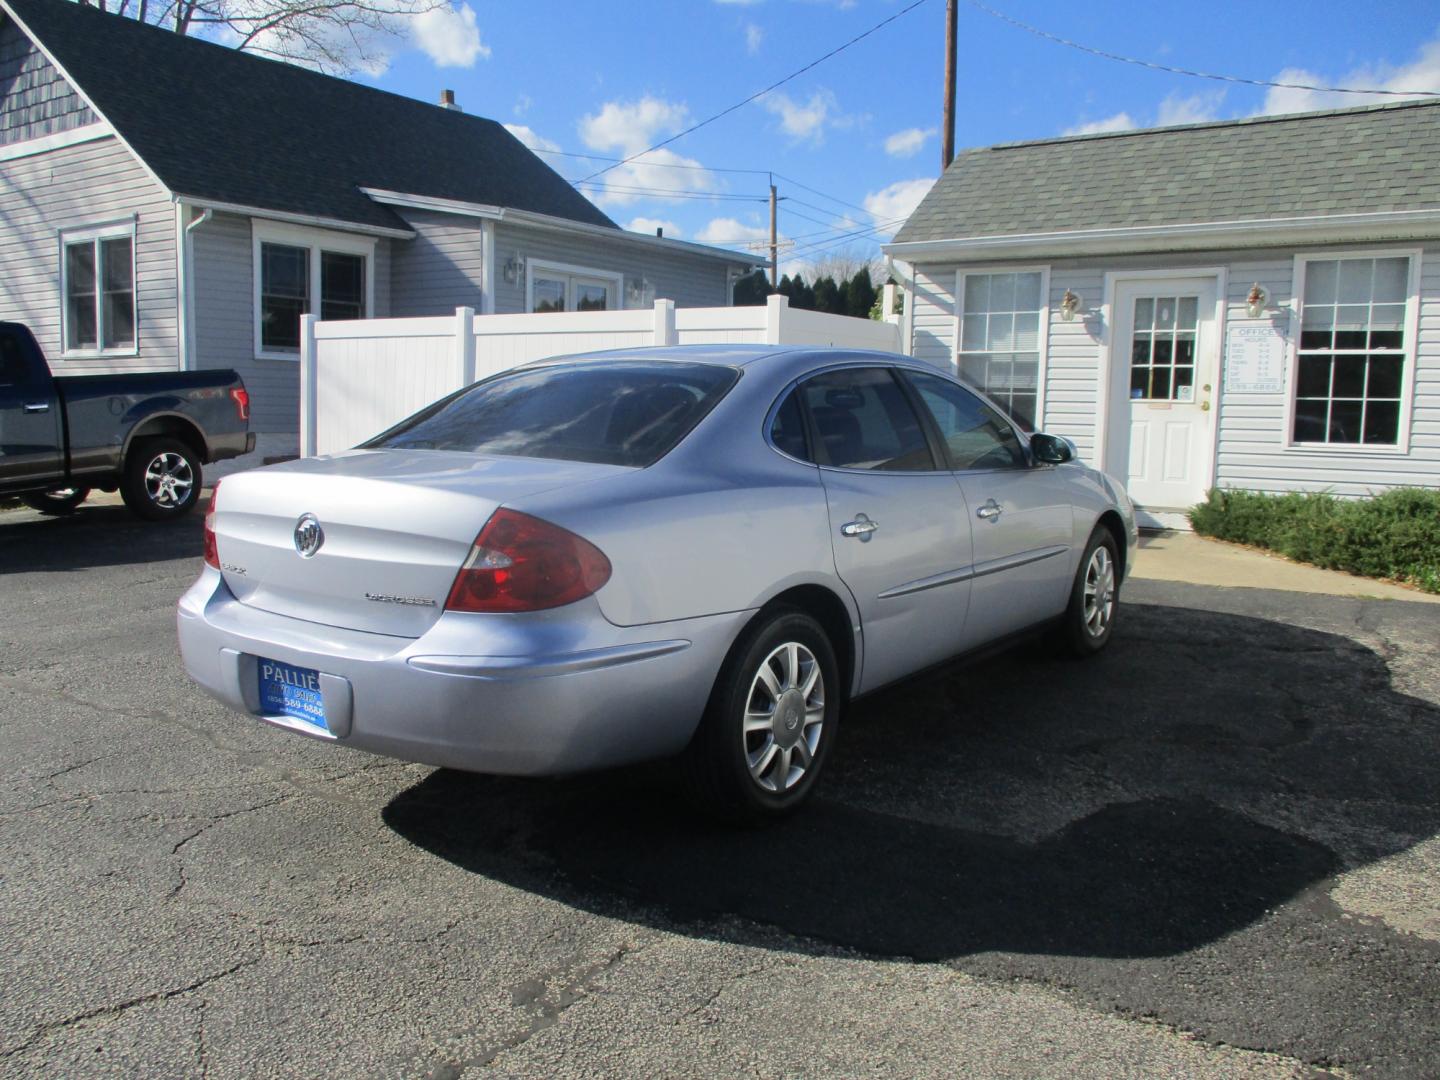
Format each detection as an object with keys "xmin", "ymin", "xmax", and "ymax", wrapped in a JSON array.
[
  {"xmin": 252, "ymin": 220, "xmax": 376, "ymax": 362},
  {"xmin": 951, "ymin": 265, "xmax": 1051, "ymax": 429},
  {"xmin": 524, "ymin": 259, "xmax": 624, "ymax": 314},
  {"xmin": 1283, "ymin": 248, "xmax": 1422, "ymax": 456},
  {"xmin": 58, "ymin": 218, "xmax": 138, "ymax": 358}
]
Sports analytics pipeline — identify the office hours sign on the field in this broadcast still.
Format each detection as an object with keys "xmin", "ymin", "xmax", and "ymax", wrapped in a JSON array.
[{"xmin": 1225, "ymin": 324, "xmax": 1287, "ymax": 394}]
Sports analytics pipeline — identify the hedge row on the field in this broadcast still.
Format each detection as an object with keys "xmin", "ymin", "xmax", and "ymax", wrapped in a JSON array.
[{"xmin": 1188, "ymin": 488, "xmax": 1440, "ymax": 594}]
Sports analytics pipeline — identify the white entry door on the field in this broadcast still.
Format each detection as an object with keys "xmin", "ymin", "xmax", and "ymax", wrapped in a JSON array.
[{"xmin": 1110, "ymin": 277, "xmax": 1220, "ymax": 519}]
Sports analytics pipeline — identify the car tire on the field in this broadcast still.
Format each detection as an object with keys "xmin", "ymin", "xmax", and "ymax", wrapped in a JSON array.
[
  {"xmin": 120, "ymin": 437, "xmax": 202, "ymax": 521},
  {"xmin": 1057, "ymin": 525, "xmax": 1120, "ymax": 657},
  {"xmin": 682, "ymin": 606, "xmax": 841, "ymax": 825},
  {"xmin": 19, "ymin": 487, "xmax": 90, "ymax": 515}
]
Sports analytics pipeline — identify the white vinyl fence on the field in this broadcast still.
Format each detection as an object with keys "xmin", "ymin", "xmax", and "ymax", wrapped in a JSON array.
[{"xmin": 301, "ymin": 295, "xmax": 901, "ymax": 456}]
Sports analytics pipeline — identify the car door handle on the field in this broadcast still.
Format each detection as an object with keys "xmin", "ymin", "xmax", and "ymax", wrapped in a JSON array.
[
  {"xmin": 976, "ymin": 500, "xmax": 1003, "ymax": 521},
  {"xmin": 841, "ymin": 515, "xmax": 879, "ymax": 540},
  {"xmin": 23, "ymin": 401, "xmax": 50, "ymax": 413}
]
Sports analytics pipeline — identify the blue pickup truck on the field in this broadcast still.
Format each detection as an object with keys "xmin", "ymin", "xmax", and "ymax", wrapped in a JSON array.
[{"xmin": 1, "ymin": 322, "xmax": 252, "ymax": 520}]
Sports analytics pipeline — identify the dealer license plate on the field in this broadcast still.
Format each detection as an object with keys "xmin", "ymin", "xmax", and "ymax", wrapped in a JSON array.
[{"xmin": 257, "ymin": 657, "xmax": 328, "ymax": 731}]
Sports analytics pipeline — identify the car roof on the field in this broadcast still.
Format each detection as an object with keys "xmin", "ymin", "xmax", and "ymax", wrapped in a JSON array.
[{"xmin": 529, "ymin": 343, "xmax": 924, "ymax": 378}]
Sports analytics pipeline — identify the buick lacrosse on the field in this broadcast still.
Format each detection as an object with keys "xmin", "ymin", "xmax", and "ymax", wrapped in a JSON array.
[{"xmin": 178, "ymin": 346, "xmax": 1136, "ymax": 820}]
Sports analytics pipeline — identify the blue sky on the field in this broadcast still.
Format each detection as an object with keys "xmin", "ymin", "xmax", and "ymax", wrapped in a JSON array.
[{"xmin": 359, "ymin": 0, "xmax": 1440, "ymax": 275}]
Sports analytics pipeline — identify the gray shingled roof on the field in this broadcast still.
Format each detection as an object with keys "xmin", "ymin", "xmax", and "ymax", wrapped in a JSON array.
[
  {"xmin": 1, "ymin": 0, "xmax": 615, "ymax": 233},
  {"xmin": 894, "ymin": 99, "xmax": 1440, "ymax": 245}
]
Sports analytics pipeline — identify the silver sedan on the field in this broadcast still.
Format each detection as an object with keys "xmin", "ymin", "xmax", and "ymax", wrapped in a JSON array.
[{"xmin": 178, "ymin": 347, "xmax": 1137, "ymax": 821}]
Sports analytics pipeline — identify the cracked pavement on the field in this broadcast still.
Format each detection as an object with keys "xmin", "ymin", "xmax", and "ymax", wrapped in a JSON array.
[{"xmin": 2, "ymin": 503, "xmax": 1438, "ymax": 1077}]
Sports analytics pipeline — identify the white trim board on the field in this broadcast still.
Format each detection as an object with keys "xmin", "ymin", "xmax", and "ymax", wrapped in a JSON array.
[{"xmin": 0, "ymin": 121, "xmax": 113, "ymax": 162}]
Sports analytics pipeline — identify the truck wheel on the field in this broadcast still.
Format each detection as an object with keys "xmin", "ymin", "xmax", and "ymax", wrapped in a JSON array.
[
  {"xmin": 20, "ymin": 487, "xmax": 90, "ymax": 515},
  {"xmin": 121, "ymin": 438, "xmax": 202, "ymax": 521}
]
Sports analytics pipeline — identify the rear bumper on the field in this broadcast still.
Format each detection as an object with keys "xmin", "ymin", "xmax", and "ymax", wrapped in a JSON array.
[
  {"xmin": 208, "ymin": 430, "xmax": 253, "ymax": 463},
  {"xmin": 176, "ymin": 569, "xmax": 749, "ymax": 775}
]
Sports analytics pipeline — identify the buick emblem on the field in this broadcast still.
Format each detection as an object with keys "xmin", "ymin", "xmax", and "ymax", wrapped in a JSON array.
[{"xmin": 294, "ymin": 513, "xmax": 324, "ymax": 558}]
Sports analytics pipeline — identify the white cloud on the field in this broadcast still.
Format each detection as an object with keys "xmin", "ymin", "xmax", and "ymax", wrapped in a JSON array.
[
  {"xmin": 1260, "ymin": 35, "xmax": 1440, "ymax": 115},
  {"xmin": 862, "ymin": 178, "xmax": 934, "ymax": 236},
  {"xmin": 411, "ymin": 3, "xmax": 489, "ymax": 68},
  {"xmin": 883, "ymin": 126, "xmax": 936, "ymax": 158},
  {"xmin": 759, "ymin": 90, "xmax": 835, "ymax": 144},
  {"xmin": 696, "ymin": 217, "xmax": 770, "ymax": 246},
  {"xmin": 745, "ymin": 22, "xmax": 764, "ymax": 55},
  {"xmin": 578, "ymin": 96, "xmax": 720, "ymax": 206},
  {"xmin": 1156, "ymin": 91, "xmax": 1225, "ymax": 127},
  {"xmin": 513, "ymin": 93, "xmax": 532, "ymax": 117},
  {"xmin": 504, "ymin": 123, "xmax": 561, "ymax": 154},
  {"xmin": 1062, "ymin": 112, "xmax": 1136, "ymax": 137},
  {"xmin": 626, "ymin": 217, "xmax": 682, "ymax": 238}
]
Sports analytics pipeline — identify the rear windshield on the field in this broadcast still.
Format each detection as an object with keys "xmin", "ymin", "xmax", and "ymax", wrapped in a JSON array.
[{"xmin": 364, "ymin": 360, "xmax": 738, "ymax": 467}]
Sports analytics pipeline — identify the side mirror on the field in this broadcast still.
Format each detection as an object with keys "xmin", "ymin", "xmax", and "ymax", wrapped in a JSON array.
[{"xmin": 1030, "ymin": 432, "xmax": 1075, "ymax": 465}]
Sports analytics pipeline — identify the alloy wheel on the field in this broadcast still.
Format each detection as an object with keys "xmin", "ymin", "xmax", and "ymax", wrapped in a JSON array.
[
  {"xmin": 144, "ymin": 451, "xmax": 194, "ymax": 508},
  {"xmin": 1083, "ymin": 545, "xmax": 1116, "ymax": 638},
  {"xmin": 743, "ymin": 641, "xmax": 825, "ymax": 793}
]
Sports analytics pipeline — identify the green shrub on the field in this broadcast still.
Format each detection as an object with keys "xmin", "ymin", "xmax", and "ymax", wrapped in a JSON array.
[{"xmin": 1188, "ymin": 487, "xmax": 1440, "ymax": 594}]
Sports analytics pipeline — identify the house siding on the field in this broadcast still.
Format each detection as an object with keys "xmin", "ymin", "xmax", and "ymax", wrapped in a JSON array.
[
  {"xmin": 493, "ymin": 221, "xmax": 734, "ymax": 313},
  {"xmin": 192, "ymin": 213, "xmax": 393, "ymax": 434},
  {"xmin": 0, "ymin": 133, "xmax": 177, "ymax": 373},
  {"xmin": 0, "ymin": 17, "xmax": 95, "ymax": 145},
  {"xmin": 388, "ymin": 209, "xmax": 485, "ymax": 315},
  {"xmin": 903, "ymin": 243, "xmax": 1440, "ymax": 499}
]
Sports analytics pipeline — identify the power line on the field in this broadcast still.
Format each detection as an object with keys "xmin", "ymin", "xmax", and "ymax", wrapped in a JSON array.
[
  {"xmin": 575, "ymin": 180, "xmax": 768, "ymax": 201},
  {"xmin": 527, "ymin": 146, "xmax": 774, "ymax": 175},
  {"xmin": 772, "ymin": 175, "xmax": 875, "ymax": 218},
  {"xmin": 576, "ymin": 0, "xmax": 933, "ymax": 184},
  {"xmin": 967, "ymin": 0, "xmax": 1440, "ymax": 98}
]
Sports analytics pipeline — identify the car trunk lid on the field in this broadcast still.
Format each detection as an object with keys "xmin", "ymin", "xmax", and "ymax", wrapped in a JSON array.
[{"xmin": 212, "ymin": 450, "xmax": 629, "ymax": 637}]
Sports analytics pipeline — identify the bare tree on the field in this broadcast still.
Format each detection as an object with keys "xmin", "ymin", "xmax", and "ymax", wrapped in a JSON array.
[
  {"xmin": 78, "ymin": 0, "xmax": 444, "ymax": 74},
  {"xmin": 796, "ymin": 246, "xmax": 885, "ymax": 290}
]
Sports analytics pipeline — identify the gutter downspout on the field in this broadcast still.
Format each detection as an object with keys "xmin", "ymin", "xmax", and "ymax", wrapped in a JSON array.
[
  {"xmin": 885, "ymin": 254, "xmax": 916, "ymax": 357},
  {"xmin": 176, "ymin": 202, "xmax": 212, "ymax": 370}
]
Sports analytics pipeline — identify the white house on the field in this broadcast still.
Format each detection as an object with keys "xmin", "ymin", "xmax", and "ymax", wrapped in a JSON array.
[{"xmin": 884, "ymin": 100, "xmax": 1440, "ymax": 527}]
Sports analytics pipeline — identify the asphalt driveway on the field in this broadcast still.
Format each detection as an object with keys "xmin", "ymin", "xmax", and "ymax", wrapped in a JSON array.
[{"xmin": 2, "ymin": 503, "xmax": 1438, "ymax": 1078}]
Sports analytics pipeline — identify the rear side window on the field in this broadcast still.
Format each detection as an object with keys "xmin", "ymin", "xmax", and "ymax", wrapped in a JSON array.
[
  {"xmin": 0, "ymin": 332, "xmax": 26, "ymax": 386},
  {"xmin": 364, "ymin": 360, "xmax": 737, "ymax": 468},
  {"xmin": 799, "ymin": 367, "xmax": 934, "ymax": 471},
  {"xmin": 905, "ymin": 370, "xmax": 1025, "ymax": 470},
  {"xmin": 768, "ymin": 390, "xmax": 810, "ymax": 461}
]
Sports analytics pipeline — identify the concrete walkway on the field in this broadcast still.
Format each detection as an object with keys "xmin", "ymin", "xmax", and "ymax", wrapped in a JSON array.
[{"xmin": 1132, "ymin": 530, "xmax": 1440, "ymax": 603}]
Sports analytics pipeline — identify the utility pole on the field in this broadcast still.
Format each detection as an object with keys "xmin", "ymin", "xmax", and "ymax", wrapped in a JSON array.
[
  {"xmin": 769, "ymin": 178, "xmax": 779, "ymax": 289},
  {"xmin": 941, "ymin": 0, "xmax": 956, "ymax": 173}
]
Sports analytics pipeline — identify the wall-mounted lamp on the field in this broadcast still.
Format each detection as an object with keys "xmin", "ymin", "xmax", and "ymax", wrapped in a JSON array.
[
  {"xmin": 1245, "ymin": 282, "xmax": 1268, "ymax": 318},
  {"xmin": 502, "ymin": 255, "xmax": 523, "ymax": 285},
  {"xmin": 1059, "ymin": 288, "xmax": 1082, "ymax": 322}
]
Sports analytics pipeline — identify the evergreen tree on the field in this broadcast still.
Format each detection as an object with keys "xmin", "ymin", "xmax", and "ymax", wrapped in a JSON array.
[
  {"xmin": 732, "ymin": 269, "xmax": 772, "ymax": 307},
  {"xmin": 846, "ymin": 267, "xmax": 877, "ymax": 319},
  {"xmin": 812, "ymin": 275, "xmax": 841, "ymax": 314},
  {"xmin": 789, "ymin": 275, "xmax": 815, "ymax": 310}
]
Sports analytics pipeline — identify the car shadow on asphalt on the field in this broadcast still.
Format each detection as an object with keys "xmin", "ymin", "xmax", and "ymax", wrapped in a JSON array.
[
  {"xmin": 0, "ymin": 504, "xmax": 204, "ymax": 573},
  {"xmin": 382, "ymin": 600, "xmax": 1437, "ymax": 963}
]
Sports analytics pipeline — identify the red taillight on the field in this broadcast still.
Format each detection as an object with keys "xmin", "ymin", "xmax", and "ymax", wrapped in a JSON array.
[
  {"xmin": 203, "ymin": 480, "xmax": 221, "ymax": 569},
  {"xmin": 445, "ymin": 509, "xmax": 611, "ymax": 613},
  {"xmin": 230, "ymin": 387, "xmax": 250, "ymax": 422}
]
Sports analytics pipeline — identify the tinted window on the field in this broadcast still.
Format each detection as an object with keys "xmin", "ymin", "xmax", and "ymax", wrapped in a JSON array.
[
  {"xmin": 905, "ymin": 370, "xmax": 1025, "ymax": 470},
  {"xmin": 366, "ymin": 361, "xmax": 737, "ymax": 467},
  {"xmin": 769, "ymin": 389, "xmax": 810, "ymax": 461},
  {"xmin": 799, "ymin": 368, "xmax": 934, "ymax": 471},
  {"xmin": 0, "ymin": 332, "xmax": 25, "ymax": 385}
]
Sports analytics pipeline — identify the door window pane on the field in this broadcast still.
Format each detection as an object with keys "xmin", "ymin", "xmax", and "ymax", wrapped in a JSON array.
[
  {"xmin": 260, "ymin": 243, "xmax": 309, "ymax": 351},
  {"xmin": 905, "ymin": 370, "xmax": 1024, "ymax": 470},
  {"xmin": 1293, "ymin": 256, "xmax": 1409, "ymax": 446},
  {"xmin": 1129, "ymin": 294, "xmax": 1200, "ymax": 402},
  {"xmin": 532, "ymin": 276, "xmax": 567, "ymax": 313},
  {"xmin": 957, "ymin": 270, "xmax": 1044, "ymax": 429},
  {"xmin": 320, "ymin": 251, "xmax": 365, "ymax": 321},
  {"xmin": 799, "ymin": 368, "xmax": 933, "ymax": 471},
  {"xmin": 574, "ymin": 281, "xmax": 610, "ymax": 312}
]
